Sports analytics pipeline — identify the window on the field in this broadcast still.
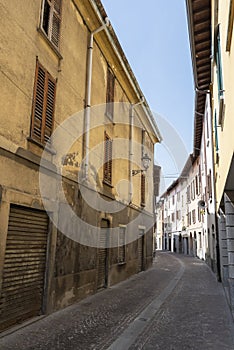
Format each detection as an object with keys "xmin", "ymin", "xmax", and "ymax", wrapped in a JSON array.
[
  {"xmin": 198, "ymin": 207, "xmax": 201, "ymax": 222},
  {"xmin": 176, "ymin": 210, "xmax": 181, "ymax": 221},
  {"xmin": 177, "ymin": 191, "xmax": 180, "ymax": 202},
  {"xmin": 118, "ymin": 226, "xmax": 126, "ymax": 263},
  {"xmin": 106, "ymin": 67, "xmax": 115, "ymax": 119},
  {"xmin": 214, "ymin": 110, "xmax": 220, "ymax": 163},
  {"xmin": 187, "ymin": 185, "xmax": 191, "ymax": 203},
  {"xmin": 195, "ymin": 176, "xmax": 198, "ymax": 196},
  {"xmin": 191, "ymin": 180, "xmax": 195, "ymax": 201},
  {"xmin": 31, "ymin": 61, "xmax": 56, "ymax": 144},
  {"xmin": 207, "ymin": 170, "xmax": 212, "ymax": 199},
  {"xmin": 172, "ymin": 195, "xmax": 175, "ymax": 205},
  {"xmin": 171, "ymin": 213, "xmax": 175, "ymax": 222},
  {"xmin": 215, "ymin": 24, "xmax": 225, "ymax": 124},
  {"xmin": 192, "ymin": 209, "xmax": 196, "ymax": 224},
  {"xmin": 187, "ymin": 212, "xmax": 191, "ymax": 226},
  {"xmin": 141, "ymin": 173, "xmax": 146, "ymax": 207},
  {"xmin": 41, "ymin": 0, "xmax": 62, "ymax": 48},
  {"xmin": 103, "ymin": 132, "xmax": 112, "ymax": 184}
]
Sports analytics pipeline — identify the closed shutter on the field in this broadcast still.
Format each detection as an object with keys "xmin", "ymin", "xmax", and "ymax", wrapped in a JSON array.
[
  {"xmin": 31, "ymin": 61, "xmax": 56, "ymax": 145},
  {"xmin": 106, "ymin": 68, "xmax": 115, "ymax": 118},
  {"xmin": 141, "ymin": 173, "xmax": 145, "ymax": 207},
  {"xmin": 0, "ymin": 205, "xmax": 49, "ymax": 331},
  {"xmin": 44, "ymin": 76, "xmax": 56, "ymax": 143},
  {"xmin": 32, "ymin": 64, "xmax": 46, "ymax": 142},
  {"xmin": 104, "ymin": 132, "xmax": 112, "ymax": 184}
]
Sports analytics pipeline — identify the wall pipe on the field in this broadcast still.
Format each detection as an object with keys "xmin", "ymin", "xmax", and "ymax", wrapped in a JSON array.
[{"xmin": 84, "ymin": 17, "xmax": 110, "ymax": 180}]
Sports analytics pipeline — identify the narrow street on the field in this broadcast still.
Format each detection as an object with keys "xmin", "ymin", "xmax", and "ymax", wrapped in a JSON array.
[{"xmin": 0, "ymin": 252, "xmax": 233, "ymax": 350}]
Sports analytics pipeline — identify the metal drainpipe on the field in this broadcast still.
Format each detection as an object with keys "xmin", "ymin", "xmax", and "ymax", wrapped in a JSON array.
[
  {"xmin": 84, "ymin": 17, "xmax": 110, "ymax": 180},
  {"xmin": 129, "ymin": 98, "xmax": 145, "ymax": 202}
]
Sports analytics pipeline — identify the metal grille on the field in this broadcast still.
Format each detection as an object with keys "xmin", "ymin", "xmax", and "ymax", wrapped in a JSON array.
[
  {"xmin": 0, "ymin": 205, "xmax": 49, "ymax": 331},
  {"xmin": 97, "ymin": 221, "xmax": 108, "ymax": 289}
]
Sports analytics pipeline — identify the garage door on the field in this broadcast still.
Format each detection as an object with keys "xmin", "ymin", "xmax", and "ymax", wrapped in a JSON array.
[{"xmin": 0, "ymin": 205, "xmax": 49, "ymax": 331}]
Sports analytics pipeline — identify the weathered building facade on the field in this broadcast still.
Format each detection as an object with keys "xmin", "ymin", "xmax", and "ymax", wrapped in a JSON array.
[
  {"xmin": 0, "ymin": 0, "xmax": 161, "ymax": 330},
  {"xmin": 186, "ymin": 0, "xmax": 234, "ymax": 314}
]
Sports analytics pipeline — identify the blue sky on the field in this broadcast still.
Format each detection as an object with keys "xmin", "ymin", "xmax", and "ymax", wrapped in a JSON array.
[{"xmin": 101, "ymin": 0, "xmax": 195, "ymax": 185}]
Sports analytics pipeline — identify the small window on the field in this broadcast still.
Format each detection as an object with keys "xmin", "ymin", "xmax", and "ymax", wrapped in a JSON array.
[
  {"xmin": 31, "ymin": 61, "xmax": 56, "ymax": 144},
  {"xmin": 192, "ymin": 209, "xmax": 196, "ymax": 224},
  {"xmin": 41, "ymin": 0, "xmax": 62, "ymax": 48},
  {"xmin": 195, "ymin": 176, "xmax": 198, "ymax": 195},
  {"xmin": 118, "ymin": 226, "xmax": 126, "ymax": 263},
  {"xmin": 187, "ymin": 185, "xmax": 191, "ymax": 203},
  {"xmin": 207, "ymin": 169, "xmax": 212, "ymax": 199},
  {"xmin": 103, "ymin": 132, "xmax": 112, "ymax": 184},
  {"xmin": 106, "ymin": 68, "xmax": 115, "ymax": 119},
  {"xmin": 187, "ymin": 212, "xmax": 191, "ymax": 226}
]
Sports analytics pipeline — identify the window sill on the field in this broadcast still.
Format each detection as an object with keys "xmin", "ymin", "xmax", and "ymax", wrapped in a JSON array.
[
  {"xmin": 103, "ymin": 180, "xmax": 114, "ymax": 188},
  {"xmin": 27, "ymin": 137, "xmax": 57, "ymax": 155},
  {"xmin": 117, "ymin": 261, "xmax": 126, "ymax": 266},
  {"xmin": 37, "ymin": 27, "xmax": 63, "ymax": 60}
]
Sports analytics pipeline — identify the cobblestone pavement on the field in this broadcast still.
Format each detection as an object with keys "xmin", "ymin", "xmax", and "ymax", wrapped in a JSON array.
[{"xmin": 0, "ymin": 252, "xmax": 234, "ymax": 350}]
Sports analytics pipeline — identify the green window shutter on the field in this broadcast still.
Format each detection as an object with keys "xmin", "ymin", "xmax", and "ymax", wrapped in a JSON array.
[{"xmin": 216, "ymin": 25, "xmax": 224, "ymax": 99}]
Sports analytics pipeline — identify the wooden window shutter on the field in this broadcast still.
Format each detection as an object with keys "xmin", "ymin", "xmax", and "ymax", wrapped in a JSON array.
[
  {"xmin": 141, "ymin": 173, "xmax": 146, "ymax": 207},
  {"xmin": 106, "ymin": 68, "xmax": 115, "ymax": 118},
  {"xmin": 104, "ymin": 132, "xmax": 112, "ymax": 184},
  {"xmin": 31, "ymin": 61, "xmax": 56, "ymax": 144},
  {"xmin": 44, "ymin": 75, "xmax": 56, "ymax": 143},
  {"xmin": 51, "ymin": 0, "xmax": 62, "ymax": 47},
  {"xmin": 32, "ymin": 64, "xmax": 46, "ymax": 142},
  {"xmin": 42, "ymin": 0, "xmax": 62, "ymax": 48}
]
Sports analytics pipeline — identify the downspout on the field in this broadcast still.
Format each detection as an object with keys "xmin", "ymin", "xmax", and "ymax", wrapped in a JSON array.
[
  {"xmin": 84, "ymin": 17, "xmax": 110, "ymax": 180},
  {"xmin": 129, "ymin": 98, "xmax": 144, "ymax": 202}
]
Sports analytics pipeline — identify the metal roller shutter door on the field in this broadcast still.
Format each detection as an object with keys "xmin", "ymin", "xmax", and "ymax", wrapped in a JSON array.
[{"xmin": 0, "ymin": 205, "xmax": 49, "ymax": 331}]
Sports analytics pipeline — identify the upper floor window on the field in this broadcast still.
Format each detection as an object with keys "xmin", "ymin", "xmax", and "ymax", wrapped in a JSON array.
[
  {"xmin": 187, "ymin": 185, "xmax": 191, "ymax": 203},
  {"xmin": 192, "ymin": 209, "xmax": 196, "ymax": 224},
  {"xmin": 31, "ymin": 61, "xmax": 56, "ymax": 145},
  {"xmin": 106, "ymin": 67, "xmax": 115, "ymax": 119},
  {"xmin": 215, "ymin": 25, "xmax": 224, "ymax": 125},
  {"xmin": 41, "ymin": 0, "xmax": 62, "ymax": 48},
  {"xmin": 177, "ymin": 191, "xmax": 180, "ymax": 202},
  {"xmin": 103, "ymin": 132, "xmax": 112, "ymax": 184}
]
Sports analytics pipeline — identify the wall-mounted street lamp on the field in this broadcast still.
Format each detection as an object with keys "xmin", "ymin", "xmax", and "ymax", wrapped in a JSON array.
[{"xmin": 132, "ymin": 153, "xmax": 151, "ymax": 176}]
